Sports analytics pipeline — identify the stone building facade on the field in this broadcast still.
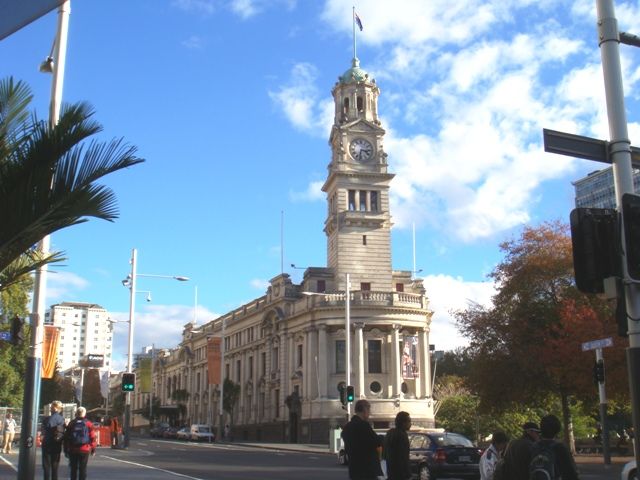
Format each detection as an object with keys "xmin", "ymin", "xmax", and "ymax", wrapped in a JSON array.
[{"xmin": 136, "ymin": 56, "xmax": 435, "ymax": 442}]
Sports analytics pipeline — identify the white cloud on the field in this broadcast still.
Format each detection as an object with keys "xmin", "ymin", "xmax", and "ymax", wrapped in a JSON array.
[
  {"xmin": 182, "ymin": 35, "xmax": 205, "ymax": 49},
  {"xmin": 422, "ymin": 274, "xmax": 496, "ymax": 352},
  {"xmin": 250, "ymin": 278, "xmax": 270, "ymax": 290},
  {"xmin": 171, "ymin": 0, "xmax": 217, "ymax": 14},
  {"xmin": 290, "ymin": 180, "xmax": 324, "ymax": 202},
  {"xmin": 46, "ymin": 271, "xmax": 90, "ymax": 303},
  {"xmin": 231, "ymin": 0, "xmax": 258, "ymax": 18}
]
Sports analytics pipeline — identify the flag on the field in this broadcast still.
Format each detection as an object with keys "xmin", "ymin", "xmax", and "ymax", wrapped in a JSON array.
[
  {"xmin": 138, "ymin": 357, "xmax": 152, "ymax": 393},
  {"xmin": 355, "ymin": 12, "xmax": 363, "ymax": 31},
  {"xmin": 41, "ymin": 325, "xmax": 60, "ymax": 379},
  {"xmin": 99, "ymin": 370, "xmax": 110, "ymax": 399},
  {"xmin": 207, "ymin": 336, "xmax": 222, "ymax": 385}
]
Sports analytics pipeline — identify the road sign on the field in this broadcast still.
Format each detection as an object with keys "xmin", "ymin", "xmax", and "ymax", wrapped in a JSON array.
[
  {"xmin": 0, "ymin": 331, "xmax": 11, "ymax": 342},
  {"xmin": 542, "ymin": 129, "xmax": 640, "ymax": 166},
  {"xmin": 582, "ymin": 337, "xmax": 614, "ymax": 352}
]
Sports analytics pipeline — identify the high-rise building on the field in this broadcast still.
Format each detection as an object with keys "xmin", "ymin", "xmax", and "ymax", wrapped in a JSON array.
[
  {"xmin": 45, "ymin": 302, "xmax": 113, "ymax": 372},
  {"xmin": 573, "ymin": 167, "xmax": 640, "ymax": 208}
]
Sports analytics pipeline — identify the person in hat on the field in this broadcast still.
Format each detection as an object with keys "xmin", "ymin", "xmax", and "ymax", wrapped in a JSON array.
[{"xmin": 500, "ymin": 421, "xmax": 541, "ymax": 480}]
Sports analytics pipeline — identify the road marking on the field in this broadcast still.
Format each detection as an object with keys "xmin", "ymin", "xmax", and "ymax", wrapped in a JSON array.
[
  {"xmin": 101, "ymin": 455, "xmax": 205, "ymax": 480},
  {"xmin": 0, "ymin": 455, "xmax": 17, "ymax": 472}
]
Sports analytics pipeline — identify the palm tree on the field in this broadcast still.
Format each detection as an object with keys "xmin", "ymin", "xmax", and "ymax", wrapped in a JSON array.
[{"xmin": 0, "ymin": 77, "xmax": 144, "ymax": 289}]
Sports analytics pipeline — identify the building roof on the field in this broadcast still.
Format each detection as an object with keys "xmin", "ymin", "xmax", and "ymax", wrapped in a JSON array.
[{"xmin": 339, "ymin": 57, "xmax": 374, "ymax": 84}]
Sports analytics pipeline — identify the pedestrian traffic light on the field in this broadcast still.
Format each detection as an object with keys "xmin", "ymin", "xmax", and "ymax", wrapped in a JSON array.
[
  {"xmin": 346, "ymin": 385, "xmax": 355, "ymax": 403},
  {"xmin": 593, "ymin": 360, "xmax": 605, "ymax": 384},
  {"xmin": 569, "ymin": 208, "xmax": 619, "ymax": 293},
  {"xmin": 10, "ymin": 315, "xmax": 25, "ymax": 346},
  {"xmin": 339, "ymin": 384, "xmax": 346, "ymax": 405},
  {"xmin": 622, "ymin": 193, "xmax": 640, "ymax": 280},
  {"xmin": 122, "ymin": 373, "xmax": 136, "ymax": 392}
]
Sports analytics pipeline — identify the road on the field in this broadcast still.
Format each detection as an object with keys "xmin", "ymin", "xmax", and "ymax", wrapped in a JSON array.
[{"xmin": 0, "ymin": 438, "xmax": 632, "ymax": 480}]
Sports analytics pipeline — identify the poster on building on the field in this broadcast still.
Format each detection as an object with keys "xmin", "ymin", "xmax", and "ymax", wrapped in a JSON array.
[
  {"xmin": 41, "ymin": 325, "xmax": 60, "ymax": 379},
  {"xmin": 402, "ymin": 336, "xmax": 419, "ymax": 379},
  {"xmin": 207, "ymin": 336, "xmax": 222, "ymax": 385},
  {"xmin": 138, "ymin": 357, "xmax": 152, "ymax": 393}
]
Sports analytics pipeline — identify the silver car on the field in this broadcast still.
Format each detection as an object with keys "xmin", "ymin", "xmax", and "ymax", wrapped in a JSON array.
[{"xmin": 622, "ymin": 460, "xmax": 637, "ymax": 480}]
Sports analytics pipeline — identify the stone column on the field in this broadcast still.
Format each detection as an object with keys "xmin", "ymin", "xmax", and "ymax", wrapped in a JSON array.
[
  {"xmin": 286, "ymin": 333, "xmax": 294, "ymax": 397},
  {"xmin": 392, "ymin": 324, "xmax": 401, "ymax": 397},
  {"xmin": 318, "ymin": 325, "xmax": 328, "ymax": 398},
  {"xmin": 355, "ymin": 322, "xmax": 365, "ymax": 398}
]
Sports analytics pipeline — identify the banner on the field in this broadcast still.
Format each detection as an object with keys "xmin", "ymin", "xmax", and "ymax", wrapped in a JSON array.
[
  {"xmin": 99, "ymin": 369, "xmax": 110, "ymax": 399},
  {"xmin": 41, "ymin": 325, "xmax": 60, "ymax": 379},
  {"xmin": 0, "ymin": 0, "xmax": 66, "ymax": 41},
  {"xmin": 138, "ymin": 357, "xmax": 152, "ymax": 393},
  {"xmin": 207, "ymin": 336, "xmax": 222, "ymax": 385},
  {"xmin": 401, "ymin": 336, "xmax": 419, "ymax": 379}
]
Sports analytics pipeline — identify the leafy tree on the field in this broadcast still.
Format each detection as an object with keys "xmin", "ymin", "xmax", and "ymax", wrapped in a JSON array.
[
  {"xmin": 40, "ymin": 368, "xmax": 76, "ymax": 407},
  {"xmin": 223, "ymin": 378, "xmax": 241, "ymax": 425},
  {"xmin": 0, "ymin": 77, "xmax": 144, "ymax": 288},
  {"xmin": 455, "ymin": 221, "xmax": 627, "ymax": 449},
  {"xmin": 81, "ymin": 369, "xmax": 104, "ymax": 409}
]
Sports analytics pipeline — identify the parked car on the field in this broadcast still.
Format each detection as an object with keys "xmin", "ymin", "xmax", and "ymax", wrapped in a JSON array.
[
  {"xmin": 622, "ymin": 460, "xmax": 637, "ymax": 480},
  {"xmin": 190, "ymin": 424, "xmax": 215, "ymax": 442},
  {"xmin": 407, "ymin": 429, "xmax": 481, "ymax": 480},
  {"xmin": 176, "ymin": 427, "xmax": 190, "ymax": 441},
  {"xmin": 150, "ymin": 422, "xmax": 170, "ymax": 438},
  {"xmin": 162, "ymin": 427, "xmax": 179, "ymax": 439}
]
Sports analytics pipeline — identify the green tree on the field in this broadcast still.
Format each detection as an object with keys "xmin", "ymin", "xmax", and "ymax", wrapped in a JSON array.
[
  {"xmin": 0, "ymin": 77, "xmax": 144, "ymax": 288},
  {"xmin": 82, "ymin": 369, "xmax": 104, "ymax": 409},
  {"xmin": 223, "ymin": 378, "xmax": 241, "ymax": 425},
  {"xmin": 40, "ymin": 368, "xmax": 76, "ymax": 407}
]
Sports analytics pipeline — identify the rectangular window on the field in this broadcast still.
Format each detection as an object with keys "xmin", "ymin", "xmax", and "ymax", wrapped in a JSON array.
[
  {"xmin": 371, "ymin": 191, "xmax": 378, "ymax": 211},
  {"xmin": 297, "ymin": 344, "xmax": 303, "ymax": 367},
  {"xmin": 249, "ymin": 356, "xmax": 253, "ymax": 379},
  {"xmin": 196, "ymin": 372, "xmax": 201, "ymax": 392},
  {"xmin": 274, "ymin": 389, "xmax": 280, "ymax": 418},
  {"xmin": 317, "ymin": 280, "xmax": 326, "ymax": 293},
  {"xmin": 359, "ymin": 190, "xmax": 367, "ymax": 211},
  {"xmin": 363, "ymin": 235, "xmax": 367, "ymax": 245},
  {"xmin": 336, "ymin": 340, "xmax": 345, "ymax": 373},
  {"xmin": 236, "ymin": 360, "xmax": 241, "ymax": 381},
  {"xmin": 261, "ymin": 352, "xmax": 267, "ymax": 376},
  {"xmin": 225, "ymin": 363, "xmax": 230, "ymax": 380},
  {"xmin": 361, "ymin": 282, "xmax": 371, "ymax": 291},
  {"xmin": 396, "ymin": 283, "xmax": 404, "ymax": 292},
  {"xmin": 368, "ymin": 340, "xmax": 382, "ymax": 373},
  {"xmin": 273, "ymin": 347, "xmax": 279, "ymax": 370},
  {"xmin": 348, "ymin": 190, "xmax": 356, "ymax": 211}
]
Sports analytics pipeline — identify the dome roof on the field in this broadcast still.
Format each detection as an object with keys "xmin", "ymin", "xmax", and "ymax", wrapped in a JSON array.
[{"xmin": 339, "ymin": 57, "xmax": 373, "ymax": 84}]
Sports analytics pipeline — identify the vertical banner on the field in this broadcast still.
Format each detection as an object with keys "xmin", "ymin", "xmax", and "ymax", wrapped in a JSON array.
[
  {"xmin": 99, "ymin": 369, "xmax": 110, "ymax": 399},
  {"xmin": 207, "ymin": 336, "xmax": 222, "ymax": 385},
  {"xmin": 402, "ymin": 336, "xmax": 419, "ymax": 379},
  {"xmin": 41, "ymin": 325, "xmax": 60, "ymax": 379},
  {"xmin": 138, "ymin": 357, "xmax": 152, "ymax": 393}
]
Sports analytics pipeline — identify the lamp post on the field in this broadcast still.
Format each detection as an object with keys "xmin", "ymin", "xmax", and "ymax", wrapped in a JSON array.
[
  {"xmin": 122, "ymin": 248, "xmax": 189, "ymax": 448},
  {"xmin": 345, "ymin": 273, "xmax": 351, "ymax": 418}
]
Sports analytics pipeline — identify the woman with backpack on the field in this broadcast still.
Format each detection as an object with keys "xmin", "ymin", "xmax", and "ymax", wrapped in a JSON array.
[
  {"xmin": 42, "ymin": 401, "xmax": 66, "ymax": 480},
  {"xmin": 63, "ymin": 407, "xmax": 97, "ymax": 480}
]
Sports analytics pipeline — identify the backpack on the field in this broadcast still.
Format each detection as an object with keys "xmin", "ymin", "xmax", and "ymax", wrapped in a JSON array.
[
  {"xmin": 69, "ymin": 419, "xmax": 90, "ymax": 446},
  {"xmin": 52, "ymin": 423, "xmax": 65, "ymax": 443},
  {"xmin": 529, "ymin": 441, "xmax": 556, "ymax": 480}
]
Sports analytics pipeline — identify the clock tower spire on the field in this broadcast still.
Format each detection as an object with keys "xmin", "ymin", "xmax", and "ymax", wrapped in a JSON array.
[{"xmin": 323, "ymin": 58, "xmax": 395, "ymax": 292}]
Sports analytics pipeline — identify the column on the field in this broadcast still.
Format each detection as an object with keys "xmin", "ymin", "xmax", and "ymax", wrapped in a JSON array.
[
  {"xmin": 318, "ymin": 325, "xmax": 328, "ymax": 398},
  {"xmin": 419, "ymin": 328, "xmax": 430, "ymax": 398},
  {"xmin": 252, "ymin": 348, "xmax": 258, "ymax": 423},
  {"xmin": 284, "ymin": 332, "xmax": 292, "ymax": 397},
  {"xmin": 392, "ymin": 324, "xmax": 401, "ymax": 397},
  {"xmin": 355, "ymin": 323, "xmax": 365, "ymax": 398}
]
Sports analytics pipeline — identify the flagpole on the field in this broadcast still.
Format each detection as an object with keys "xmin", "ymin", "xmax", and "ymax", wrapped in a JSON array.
[{"xmin": 352, "ymin": 6, "xmax": 356, "ymax": 60}]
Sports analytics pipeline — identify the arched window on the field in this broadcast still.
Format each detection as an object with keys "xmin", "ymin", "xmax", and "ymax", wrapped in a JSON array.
[
  {"xmin": 343, "ymin": 97, "xmax": 349, "ymax": 114},
  {"xmin": 357, "ymin": 96, "xmax": 364, "ymax": 112}
]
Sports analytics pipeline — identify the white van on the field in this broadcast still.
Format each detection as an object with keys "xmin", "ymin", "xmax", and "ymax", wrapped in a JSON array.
[{"xmin": 190, "ymin": 424, "xmax": 215, "ymax": 442}]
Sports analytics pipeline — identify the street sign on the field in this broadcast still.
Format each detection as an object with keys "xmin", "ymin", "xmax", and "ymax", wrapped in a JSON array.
[
  {"xmin": 582, "ymin": 337, "xmax": 614, "ymax": 352},
  {"xmin": 543, "ymin": 129, "xmax": 640, "ymax": 166},
  {"xmin": 83, "ymin": 353, "xmax": 104, "ymax": 368},
  {"xmin": 0, "ymin": 331, "xmax": 11, "ymax": 342}
]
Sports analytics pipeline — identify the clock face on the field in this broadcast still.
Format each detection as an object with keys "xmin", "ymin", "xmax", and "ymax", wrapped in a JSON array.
[{"xmin": 349, "ymin": 138, "xmax": 374, "ymax": 161}]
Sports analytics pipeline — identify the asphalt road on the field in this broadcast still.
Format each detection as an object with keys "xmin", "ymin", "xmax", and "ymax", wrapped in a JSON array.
[{"xmin": 0, "ymin": 439, "xmax": 632, "ymax": 480}]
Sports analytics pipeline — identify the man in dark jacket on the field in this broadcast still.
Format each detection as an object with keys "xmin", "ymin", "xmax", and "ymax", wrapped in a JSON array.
[
  {"xmin": 64, "ymin": 407, "xmax": 97, "ymax": 480},
  {"xmin": 341, "ymin": 399, "xmax": 383, "ymax": 480},
  {"xmin": 42, "ymin": 400, "xmax": 66, "ymax": 480},
  {"xmin": 384, "ymin": 411, "xmax": 412, "ymax": 480},
  {"xmin": 500, "ymin": 421, "xmax": 540, "ymax": 480},
  {"xmin": 534, "ymin": 414, "xmax": 579, "ymax": 480}
]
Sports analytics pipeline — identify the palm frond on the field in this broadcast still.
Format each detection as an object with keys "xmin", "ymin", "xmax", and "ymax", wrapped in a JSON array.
[{"xmin": 0, "ymin": 250, "xmax": 66, "ymax": 292}]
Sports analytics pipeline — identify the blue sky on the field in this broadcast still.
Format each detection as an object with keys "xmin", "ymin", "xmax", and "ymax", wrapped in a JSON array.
[{"xmin": 2, "ymin": 0, "xmax": 640, "ymax": 371}]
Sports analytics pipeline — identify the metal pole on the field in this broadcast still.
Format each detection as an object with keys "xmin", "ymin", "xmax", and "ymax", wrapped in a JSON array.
[
  {"xmin": 150, "ymin": 344, "xmax": 154, "ymax": 424},
  {"xmin": 18, "ymin": 3, "xmax": 70, "ymax": 478},
  {"xmin": 595, "ymin": 348, "xmax": 611, "ymax": 464},
  {"xmin": 345, "ymin": 273, "xmax": 351, "ymax": 418},
  {"xmin": 218, "ymin": 318, "xmax": 225, "ymax": 442},
  {"xmin": 79, "ymin": 367, "xmax": 85, "ymax": 405},
  {"xmin": 595, "ymin": 0, "xmax": 640, "ymax": 467},
  {"xmin": 124, "ymin": 248, "xmax": 137, "ymax": 449}
]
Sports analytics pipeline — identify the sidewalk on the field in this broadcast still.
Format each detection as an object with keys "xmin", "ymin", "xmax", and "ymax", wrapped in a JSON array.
[{"xmin": 234, "ymin": 442, "xmax": 331, "ymax": 455}]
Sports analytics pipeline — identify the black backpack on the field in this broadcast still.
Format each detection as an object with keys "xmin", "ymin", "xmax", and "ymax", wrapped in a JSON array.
[{"xmin": 529, "ymin": 440, "xmax": 556, "ymax": 480}]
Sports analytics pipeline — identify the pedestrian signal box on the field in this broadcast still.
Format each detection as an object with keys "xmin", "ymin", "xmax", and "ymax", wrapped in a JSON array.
[
  {"xmin": 346, "ymin": 385, "xmax": 355, "ymax": 403},
  {"xmin": 122, "ymin": 373, "xmax": 136, "ymax": 392},
  {"xmin": 622, "ymin": 193, "xmax": 640, "ymax": 280}
]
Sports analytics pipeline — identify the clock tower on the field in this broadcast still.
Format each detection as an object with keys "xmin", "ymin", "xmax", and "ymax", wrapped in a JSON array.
[{"xmin": 323, "ymin": 57, "xmax": 395, "ymax": 292}]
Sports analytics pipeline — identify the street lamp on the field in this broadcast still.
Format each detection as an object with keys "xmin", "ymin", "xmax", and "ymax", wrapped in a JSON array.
[{"xmin": 122, "ymin": 248, "xmax": 189, "ymax": 448}]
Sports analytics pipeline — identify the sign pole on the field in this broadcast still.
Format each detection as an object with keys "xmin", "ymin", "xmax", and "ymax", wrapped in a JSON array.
[{"xmin": 595, "ymin": 348, "xmax": 611, "ymax": 464}]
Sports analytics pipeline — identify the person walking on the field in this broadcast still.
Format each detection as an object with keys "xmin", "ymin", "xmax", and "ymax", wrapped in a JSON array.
[
  {"xmin": 64, "ymin": 407, "xmax": 97, "ymax": 480},
  {"xmin": 109, "ymin": 416, "xmax": 119, "ymax": 448},
  {"xmin": 531, "ymin": 414, "xmax": 579, "ymax": 480},
  {"xmin": 341, "ymin": 399, "xmax": 383, "ymax": 480},
  {"xmin": 499, "ymin": 421, "xmax": 540, "ymax": 480},
  {"xmin": 384, "ymin": 411, "xmax": 412, "ymax": 480},
  {"xmin": 479, "ymin": 431, "xmax": 508, "ymax": 480},
  {"xmin": 42, "ymin": 401, "xmax": 66, "ymax": 480},
  {"xmin": 2, "ymin": 412, "xmax": 17, "ymax": 454}
]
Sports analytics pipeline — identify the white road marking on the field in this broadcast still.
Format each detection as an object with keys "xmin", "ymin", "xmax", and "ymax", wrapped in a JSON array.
[
  {"xmin": 101, "ymin": 455, "xmax": 205, "ymax": 480},
  {"xmin": 0, "ymin": 455, "xmax": 17, "ymax": 471}
]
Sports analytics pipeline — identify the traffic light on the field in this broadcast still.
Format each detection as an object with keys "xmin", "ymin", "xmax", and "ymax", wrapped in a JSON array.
[
  {"xmin": 593, "ymin": 360, "xmax": 605, "ymax": 384},
  {"xmin": 339, "ymin": 384, "xmax": 346, "ymax": 405},
  {"xmin": 622, "ymin": 193, "xmax": 640, "ymax": 280},
  {"xmin": 122, "ymin": 373, "xmax": 136, "ymax": 392},
  {"xmin": 569, "ymin": 208, "xmax": 619, "ymax": 293},
  {"xmin": 346, "ymin": 385, "xmax": 355, "ymax": 403},
  {"xmin": 10, "ymin": 315, "xmax": 25, "ymax": 346}
]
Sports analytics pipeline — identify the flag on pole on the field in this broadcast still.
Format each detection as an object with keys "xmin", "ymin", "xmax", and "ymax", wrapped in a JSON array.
[
  {"xmin": 99, "ymin": 370, "xmax": 110, "ymax": 399},
  {"xmin": 355, "ymin": 12, "xmax": 363, "ymax": 31}
]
